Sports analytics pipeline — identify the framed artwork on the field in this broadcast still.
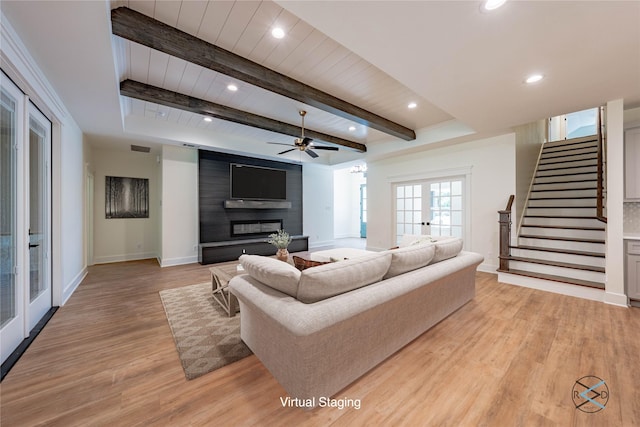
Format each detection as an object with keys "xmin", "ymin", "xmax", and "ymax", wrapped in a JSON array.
[{"xmin": 105, "ymin": 176, "xmax": 149, "ymax": 219}]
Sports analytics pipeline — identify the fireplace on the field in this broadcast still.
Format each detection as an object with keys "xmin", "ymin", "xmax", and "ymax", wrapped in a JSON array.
[{"xmin": 230, "ymin": 220, "xmax": 283, "ymax": 237}]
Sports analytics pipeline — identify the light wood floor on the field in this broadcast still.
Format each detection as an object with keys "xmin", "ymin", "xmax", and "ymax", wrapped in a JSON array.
[{"xmin": 1, "ymin": 258, "xmax": 639, "ymax": 426}]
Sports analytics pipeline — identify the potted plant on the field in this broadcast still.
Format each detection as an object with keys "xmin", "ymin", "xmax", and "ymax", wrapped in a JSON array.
[{"xmin": 268, "ymin": 229, "xmax": 292, "ymax": 262}]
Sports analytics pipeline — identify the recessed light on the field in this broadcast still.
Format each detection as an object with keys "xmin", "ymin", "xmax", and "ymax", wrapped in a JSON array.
[
  {"xmin": 271, "ymin": 27, "xmax": 285, "ymax": 39},
  {"xmin": 484, "ymin": 0, "xmax": 507, "ymax": 11},
  {"xmin": 348, "ymin": 126, "xmax": 356, "ymax": 132},
  {"xmin": 525, "ymin": 74, "xmax": 544, "ymax": 84},
  {"xmin": 227, "ymin": 84, "xmax": 238, "ymax": 92},
  {"xmin": 408, "ymin": 102, "xmax": 417, "ymax": 109},
  {"xmin": 203, "ymin": 117, "xmax": 213, "ymax": 122}
]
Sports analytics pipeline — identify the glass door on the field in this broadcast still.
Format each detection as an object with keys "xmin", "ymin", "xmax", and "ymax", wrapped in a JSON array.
[
  {"xmin": 394, "ymin": 178, "xmax": 465, "ymax": 245},
  {"xmin": 1, "ymin": 74, "xmax": 25, "ymax": 364},
  {"xmin": 0, "ymin": 72, "xmax": 52, "ymax": 364},
  {"xmin": 28, "ymin": 106, "xmax": 51, "ymax": 330}
]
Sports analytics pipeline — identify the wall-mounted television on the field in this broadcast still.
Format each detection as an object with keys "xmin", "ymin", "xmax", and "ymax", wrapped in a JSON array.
[{"xmin": 230, "ymin": 163, "xmax": 287, "ymax": 200}]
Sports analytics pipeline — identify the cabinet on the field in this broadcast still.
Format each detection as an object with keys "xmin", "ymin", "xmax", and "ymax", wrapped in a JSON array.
[
  {"xmin": 626, "ymin": 240, "xmax": 640, "ymax": 301},
  {"xmin": 625, "ymin": 128, "xmax": 640, "ymax": 200}
]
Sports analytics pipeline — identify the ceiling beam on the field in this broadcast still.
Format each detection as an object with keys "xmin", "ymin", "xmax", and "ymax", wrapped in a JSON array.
[
  {"xmin": 120, "ymin": 80, "xmax": 367, "ymax": 153},
  {"xmin": 111, "ymin": 6, "xmax": 416, "ymax": 141}
]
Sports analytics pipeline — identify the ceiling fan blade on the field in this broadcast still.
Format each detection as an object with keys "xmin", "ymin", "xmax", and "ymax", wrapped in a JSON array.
[
  {"xmin": 267, "ymin": 142, "xmax": 294, "ymax": 147},
  {"xmin": 278, "ymin": 148, "xmax": 296, "ymax": 155},
  {"xmin": 312, "ymin": 146, "xmax": 339, "ymax": 151},
  {"xmin": 306, "ymin": 149, "xmax": 319, "ymax": 158}
]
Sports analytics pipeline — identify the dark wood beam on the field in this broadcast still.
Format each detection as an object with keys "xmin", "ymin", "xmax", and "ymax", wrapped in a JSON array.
[
  {"xmin": 111, "ymin": 6, "xmax": 416, "ymax": 141},
  {"xmin": 120, "ymin": 80, "xmax": 367, "ymax": 153}
]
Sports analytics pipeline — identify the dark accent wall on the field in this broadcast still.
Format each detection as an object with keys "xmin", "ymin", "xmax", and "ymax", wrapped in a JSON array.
[{"xmin": 198, "ymin": 150, "xmax": 303, "ymax": 243}]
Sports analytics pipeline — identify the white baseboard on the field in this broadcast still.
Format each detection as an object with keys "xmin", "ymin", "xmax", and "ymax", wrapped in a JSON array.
[
  {"xmin": 159, "ymin": 255, "xmax": 198, "ymax": 267},
  {"xmin": 477, "ymin": 262, "xmax": 498, "ymax": 274},
  {"xmin": 309, "ymin": 239, "xmax": 335, "ymax": 249},
  {"xmin": 604, "ymin": 291, "xmax": 629, "ymax": 307},
  {"xmin": 497, "ymin": 271, "xmax": 605, "ymax": 302},
  {"xmin": 61, "ymin": 267, "xmax": 87, "ymax": 305},
  {"xmin": 93, "ymin": 252, "xmax": 157, "ymax": 265}
]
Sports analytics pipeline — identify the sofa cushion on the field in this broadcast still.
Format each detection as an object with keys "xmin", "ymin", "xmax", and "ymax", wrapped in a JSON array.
[
  {"xmin": 296, "ymin": 252, "xmax": 392, "ymax": 303},
  {"xmin": 292, "ymin": 255, "xmax": 330, "ymax": 271},
  {"xmin": 239, "ymin": 254, "xmax": 301, "ymax": 297},
  {"xmin": 383, "ymin": 243, "xmax": 436, "ymax": 279},
  {"xmin": 430, "ymin": 237, "xmax": 464, "ymax": 264}
]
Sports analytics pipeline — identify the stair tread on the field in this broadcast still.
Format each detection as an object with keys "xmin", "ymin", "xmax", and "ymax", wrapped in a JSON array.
[
  {"xmin": 529, "ymin": 196, "xmax": 596, "ymax": 200},
  {"xmin": 510, "ymin": 245, "xmax": 605, "ymax": 258},
  {"xmin": 524, "ymin": 215, "xmax": 600, "ymax": 219},
  {"xmin": 519, "ymin": 234, "xmax": 604, "ymax": 244},
  {"xmin": 505, "ymin": 256, "xmax": 605, "ymax": 272},
  {"xmin": 531, "ymin": 187, "xmax": 597, "ymax": 192},
  {"xmin": 520, "ymin": 224, "xmax": 605, "ymax": 231},
  {"xmin": 497, "ymin": 269, "xmax": 604, "ymax": 289}
]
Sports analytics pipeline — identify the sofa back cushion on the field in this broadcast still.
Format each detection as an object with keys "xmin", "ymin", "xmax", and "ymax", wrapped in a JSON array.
[
  {"xmin": 296, "ymin": 252, "xmax": 392, "ymax": 303},
  {"xmin": 383, "ymin": 243, "xmax": 436, "ymax": 279},
  {"xmin": 239, "ymin": 254, "xmax": 301, "ymax": 297},
  {"xmin": 430, "ymin": 237, "xmax": 464, "ymax": 264}
]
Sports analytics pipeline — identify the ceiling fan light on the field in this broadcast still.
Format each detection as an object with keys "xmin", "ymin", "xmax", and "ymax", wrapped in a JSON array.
[
  {"xmin": 525, "ymin": 74, "xmax": 544, "ymax": 84},
  {"xmin": 484, "ymin": 0, "xmax": 507, "ymax": 11},
  {"xmin": 271, "ymin": 27, "xmax": 285, "ymax": 39}
]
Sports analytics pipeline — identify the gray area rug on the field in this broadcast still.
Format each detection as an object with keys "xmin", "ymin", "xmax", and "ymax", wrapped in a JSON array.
[{"xmin": 159, "ymin": 282, "xmax": 252, "ymax": 380}]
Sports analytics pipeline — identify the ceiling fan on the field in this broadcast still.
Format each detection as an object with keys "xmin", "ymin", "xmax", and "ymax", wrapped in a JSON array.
[{"xmin": 268, "ymin": 110, "xmax": 339, "ymax": 158}]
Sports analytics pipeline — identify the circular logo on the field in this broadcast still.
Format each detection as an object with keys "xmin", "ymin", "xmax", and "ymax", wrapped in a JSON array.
[{"xmin": 572, "ymin": 375, "xmax": 609, "ymax": 413}]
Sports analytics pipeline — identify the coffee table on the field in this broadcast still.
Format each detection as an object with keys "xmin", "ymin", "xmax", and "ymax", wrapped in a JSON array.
[{"xmin": 209, "ymin": 263, "xmax": 244, "ymax": 317}]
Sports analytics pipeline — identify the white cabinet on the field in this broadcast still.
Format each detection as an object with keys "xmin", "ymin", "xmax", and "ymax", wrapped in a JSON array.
[
  {"xmin": 625, "ymin": 128, "xmax": 640, "ymax": 200},
  {"xmin": 626, "ymin": 240, "xmax": 640, "ymax": 301}
]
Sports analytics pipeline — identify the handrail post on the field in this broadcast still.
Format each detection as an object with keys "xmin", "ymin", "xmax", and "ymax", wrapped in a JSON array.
[{"xmin": 498, "ymin": 195, "xmax": 514, "ymax": 271}]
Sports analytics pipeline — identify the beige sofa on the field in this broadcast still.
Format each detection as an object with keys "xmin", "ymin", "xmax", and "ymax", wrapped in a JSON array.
[{"xmin": 229, "ymin": 237, "xmax": 484, "ymax": 406}]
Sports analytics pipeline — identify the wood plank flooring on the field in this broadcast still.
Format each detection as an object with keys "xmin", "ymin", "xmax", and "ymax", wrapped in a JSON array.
[{"xmin": 1, "ymin": 258, "xmax": 639, "ymax": 426}]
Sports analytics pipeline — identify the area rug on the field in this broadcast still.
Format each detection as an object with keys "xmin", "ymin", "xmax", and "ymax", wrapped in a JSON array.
[{"xmin": 159, "ymin": 282, "xmax": 252, "ymax": 380}]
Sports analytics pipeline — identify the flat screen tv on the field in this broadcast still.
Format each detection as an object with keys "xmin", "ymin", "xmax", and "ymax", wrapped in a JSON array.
[{"xmin": 230, "ymin": 164, "xmax": 287, "ymax": 200}]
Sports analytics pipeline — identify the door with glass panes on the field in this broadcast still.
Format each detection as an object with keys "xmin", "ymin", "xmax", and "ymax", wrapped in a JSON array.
[
  {"xmin": 395, "ymin": 178, "xmax": 464, "ymax": 246},
  {"xmin": 1, "ymin": 71, "xmax": 52, "ymax": 364}
]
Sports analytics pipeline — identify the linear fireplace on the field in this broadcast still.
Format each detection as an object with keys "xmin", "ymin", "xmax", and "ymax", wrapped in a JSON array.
[{"xmin": 231, "ymin": 220, "xmax": 283, "ymax": 237}]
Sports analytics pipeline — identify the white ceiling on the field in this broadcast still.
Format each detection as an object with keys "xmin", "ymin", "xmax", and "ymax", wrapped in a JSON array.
[{"xmin": 2, "ymin": 0, "xmax": 639, "ymax": 165}]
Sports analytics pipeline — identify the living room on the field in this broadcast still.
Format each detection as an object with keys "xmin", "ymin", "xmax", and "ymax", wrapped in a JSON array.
[{"xmin": 2, "ymin": 0, "xmax": 640, "ymax": 425}]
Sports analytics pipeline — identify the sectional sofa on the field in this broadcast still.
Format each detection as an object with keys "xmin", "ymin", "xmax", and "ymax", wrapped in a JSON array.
[{"xmin": 229, "ymin": 237, "xmax": 484, "ymax": 407}]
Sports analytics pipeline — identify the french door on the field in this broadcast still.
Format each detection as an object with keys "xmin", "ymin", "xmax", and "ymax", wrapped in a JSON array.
[
  {"xmin": 1, "ymin": 72, "xmax": 52, "ymax": 364},
  {"xmin": 394, "ymin": 178, "xmax": 465, "ymax": 246}
]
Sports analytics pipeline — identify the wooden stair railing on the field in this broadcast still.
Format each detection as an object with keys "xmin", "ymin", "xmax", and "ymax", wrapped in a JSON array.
[
  {"xmin": 498, "ymin": 194, "xmax": 515, "ymax": 271},
  {"xmin": 596, "ymin": 105, "xmax": 607, "ymax": 223}
]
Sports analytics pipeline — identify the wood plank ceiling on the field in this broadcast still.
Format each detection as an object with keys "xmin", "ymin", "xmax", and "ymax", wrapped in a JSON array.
[{"xmin": 110, "ymin": 0, "xmax": 452, "ymax": 158}]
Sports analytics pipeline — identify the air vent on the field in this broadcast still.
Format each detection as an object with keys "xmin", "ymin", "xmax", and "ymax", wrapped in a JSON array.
[{"xmin": 131, "ymin": 144, "xmax": 151, "ymax": 153}]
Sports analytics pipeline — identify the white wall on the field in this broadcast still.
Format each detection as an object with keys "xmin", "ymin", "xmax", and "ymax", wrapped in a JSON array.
[
  {"xmin": 91, "ymin": 147, "xmax": 159, "ymax": 264},
  {"xmin": 366, "ymin": 134, "xmax": 516, "ymax": 272},
  {"xmin": 334, "ymin": 167, "xmax": 365, "ymax": 238},
  {"xmin": 303, "ymin": 164, "xmax": 334, "ymax": 247},
  {"xmin": 159, "ymin": 145, "xmax": 198, "ymax": 267}
]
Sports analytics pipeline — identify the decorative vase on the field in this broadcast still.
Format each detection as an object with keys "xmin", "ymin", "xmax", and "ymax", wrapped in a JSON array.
[{"xmin": 276, "ymin": 248, "xmax": 289, "ymax": 262}]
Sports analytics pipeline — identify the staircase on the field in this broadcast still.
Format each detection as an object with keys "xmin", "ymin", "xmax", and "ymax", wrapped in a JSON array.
[{"xmin": 502, "ymin": 135, "xmax": 606, "ymax": 289}]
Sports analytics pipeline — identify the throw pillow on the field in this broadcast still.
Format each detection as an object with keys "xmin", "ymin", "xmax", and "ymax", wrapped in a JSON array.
[
  {"xmin": 383, "ymin": 243, "xmax": 436, "ymax": 279},
  {"xmin": 430, "ymin": 237, "xmax": 464, "ymax": 264},
  {"xmin": 296, "ymin": 252, "xmax": 392, "ymax": 303},
  {"xmin": 239, "ymin": 254, "xmax": 301, "ymax": 297},
  {"xmin": 293, "ymin": 255, "xmax": 330, "ymax": 271}
]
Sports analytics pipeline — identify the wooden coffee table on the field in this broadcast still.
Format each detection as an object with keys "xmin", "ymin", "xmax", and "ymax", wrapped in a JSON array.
[{"xmin": 209, "ymin": 263, "xmax": 244, "ymax": 317}]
